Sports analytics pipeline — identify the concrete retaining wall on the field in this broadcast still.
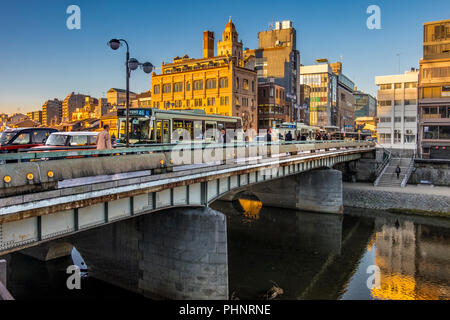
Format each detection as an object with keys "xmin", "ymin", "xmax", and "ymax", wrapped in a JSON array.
[
  {"xmin": 409, "ymin": 161, "xmax": 450, "ymax": 186},
  {"xmin": 343, "ymin": 187, "xmax": 450, "ymax": 213}
]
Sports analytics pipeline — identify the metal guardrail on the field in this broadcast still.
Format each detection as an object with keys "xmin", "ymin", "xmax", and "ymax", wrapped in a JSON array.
[
  {"xmin": 0, "ymin": 140, "xmax": 372, "ymax": 163},
  {"xmin": 373, "ymin": 148, "xmax": 392, "ymax": 186},
  {"xmin": 401, "ymin": 152, "xmax": 416, "ymax": 188}
]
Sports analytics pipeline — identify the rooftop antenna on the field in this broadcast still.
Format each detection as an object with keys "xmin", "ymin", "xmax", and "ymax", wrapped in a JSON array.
[{"xmin": 339, "ymin": 54, "xmax": 343, "ymax": 63}]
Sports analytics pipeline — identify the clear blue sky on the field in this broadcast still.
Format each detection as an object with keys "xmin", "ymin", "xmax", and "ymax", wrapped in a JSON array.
[{"xmin": 0, "ymin": 0, "xmax": 449, "ymax": 114}]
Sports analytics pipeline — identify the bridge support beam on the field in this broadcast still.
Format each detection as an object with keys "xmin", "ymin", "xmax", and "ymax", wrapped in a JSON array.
[
  {"xmin": 296, "ymin": 169, "xmax": 343, "ymax": 214},
  {"xmin": 19, "ymin": 241, "xmax": 73, "ymax": 262},
  {"xmin": 71, "ymin": 206, "xmax": 228, "ymax": 300}
]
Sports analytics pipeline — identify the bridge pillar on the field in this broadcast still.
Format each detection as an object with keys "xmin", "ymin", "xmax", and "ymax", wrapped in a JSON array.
[
  {"xmin": 296, "ymin": 169, "xmax": 343, "ymax": 214},
  {"xmin": 71, "ymin": 206, "xmax": 228, "ymax": 300}
]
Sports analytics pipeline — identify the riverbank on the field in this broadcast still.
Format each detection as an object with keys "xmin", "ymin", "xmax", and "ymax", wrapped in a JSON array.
[{"xmin": 343, "ymin": 182, "xmax": 450, "ymax": 217}]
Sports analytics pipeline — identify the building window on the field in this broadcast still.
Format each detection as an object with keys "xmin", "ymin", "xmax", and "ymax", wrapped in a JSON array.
[
  {"xmin": 379, "ymin": 133, "xmax": 391, "ymax": 143},
  {"xmin": 394, "ymin": 100, "xmax": 403, "ymax": 106},
  {"xmin": 207, "ymin": 97, "xmax": 215, "ymax": 106},
  {"xmin": 194, "ymin": 80, "xmax": 203, "ymax": 90},
  {"xmin": 153, "ymin": 85, "xmax": 160, "ymax": 94},
  {"xmin": 404, "ymin": 130, "xmax": 415, "ymax": 143},
  {"xmin": 174, "ymin": 82, "xmax": 183, "ymax": 92},
  {"xmin": 270, "ymin": 88, "xmax": 274, "ymax": 97},
  {"xmin": 220, "ymin": 96, "xmax": 229, "ymax": 106},
  {"xmin": 380, "ymin": 84, "xmax": 392, "ymax": 90},
  {"xmin": 219, "ymin": 77, "xmax": 228, "ymax": 88},
  {"xmin": 163, "ymin": 84, "xmax": 171, "ymax": 93},
  {"xmin": 206, "ymin": 79, "xmax": 217, "ymax": 89},
  {"xmin": 186, "ymin": 82, "xmax": 191, "ymax": 91},
  {"xmin": 252, "ymin": 81, "xmax": 255, "ymax": 92},
  {"xmin": 194, "ymin": 98, "xmax": 202, "ymax": 107},
  {"xmin": 405, "ymin": 99, "xmax": 416, "ymax": 105},
  {"xmin": 236, "ymin": 77, "xmax": 239, "ymax": 89},
  {"xmin": 404, "ymin": 116, "xmax": 416, "ymax": 122},
  {"xmin": 186, "ymin": 100, "xmax": 190, "ymax": 107},
  {"xmin": 394, "ymin": 130, "xmax": 401, "ymax": 143},
  {"xmin": 394, "ymin": 117, "xmax": 402, "ymax": 122},
  {"xmin": 242, "ymin": 98, "xmax": 248, "ymax": 107},
  {"xmin": 405, "ymin": 82, "xmax": 417, "ymax": 88},
  {"xmin": 379, "ymin": 100, "xmax": 392, "ymax": 107},
  {"xmin": 243, "ymin": 79, "xmax": 249, "ymax": 91},
  {"xmin": 379, "ymin": 117, "xmax": 391, "ymax": 123},
  {"xmin": 423, "ymin": 126, "xmax": 439, "ymax": 139},
  {"xmin": 394, "ymin": 83, "xmax": 402, "ymax": 89}
]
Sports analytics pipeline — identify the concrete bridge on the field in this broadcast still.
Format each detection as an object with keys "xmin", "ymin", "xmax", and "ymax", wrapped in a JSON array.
[{"xmin": 0, "ymin": 140, "xmax": 375, "ymax": 299}]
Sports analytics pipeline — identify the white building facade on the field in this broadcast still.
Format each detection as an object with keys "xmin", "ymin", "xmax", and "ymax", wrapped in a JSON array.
[{"xmin": 375, "ymin": 70, "xmax": 419, "ymax": 156}]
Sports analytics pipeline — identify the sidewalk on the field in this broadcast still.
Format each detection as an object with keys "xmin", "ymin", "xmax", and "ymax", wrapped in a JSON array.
[{"xmin": 344, "ymin": 182, "xmax": 450, "ymax": 197}]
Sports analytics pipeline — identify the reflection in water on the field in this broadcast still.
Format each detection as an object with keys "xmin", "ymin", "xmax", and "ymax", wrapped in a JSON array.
[
  {"xmin": 2, "ymin": 200, "xmax": 449, "ymax": 300},
  {"xmin": 370, "ymin": 218, "xmax": 450, "ymax": 300},
  {"xmin": 236, "ymin": 198, "xmax": 262, "ymax": 222},
  {"xmin": 212, "ymin": 200, "xmax": 450, "ymax": 300}
]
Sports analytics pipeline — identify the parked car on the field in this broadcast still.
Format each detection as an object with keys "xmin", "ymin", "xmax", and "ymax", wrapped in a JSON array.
[
  {"xmin": 31, "ymin": 131, "xmax": 99, "ymax": 150},
  {"xmin": 0, "ymin": 127, "xmax": 58, "ymax": 153}
]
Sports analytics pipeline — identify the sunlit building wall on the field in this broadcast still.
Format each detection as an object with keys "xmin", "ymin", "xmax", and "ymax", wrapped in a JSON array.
[
  {"xmin": 418, "ymin": 19, "xmax": 450, "ymax": 159},
  {"xmin": 151, "ymin": 20, "xmax": 258, "ymax": 131},
  {"xmin": 375, "ymin": 70, "xmax": 419, "ymax": 156}
]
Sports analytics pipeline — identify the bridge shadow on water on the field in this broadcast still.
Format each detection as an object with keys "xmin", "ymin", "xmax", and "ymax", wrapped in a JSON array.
[{"xmin": 211, "ymin": 198, "xmax": 376, "ymax": 300}]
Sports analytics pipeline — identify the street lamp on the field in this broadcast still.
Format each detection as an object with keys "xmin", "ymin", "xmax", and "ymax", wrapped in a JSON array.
[{"xmin": 108, "ymin": 38, "xmax": 154, "ymax": 147}]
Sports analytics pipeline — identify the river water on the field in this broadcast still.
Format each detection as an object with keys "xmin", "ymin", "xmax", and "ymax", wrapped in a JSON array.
[{"xmin": 3, "ymin": 201, "xmax": 450, "ymax": 300}]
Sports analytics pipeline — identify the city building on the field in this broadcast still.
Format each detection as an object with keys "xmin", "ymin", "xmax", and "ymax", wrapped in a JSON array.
[
  {"xmin": 42, "ymin": 99, "xmax": 62, "ymax": 126},
  {"xmin": 150, "ymin": 19, "xmax": 258, "ymax": 130},
  {"xmin": 418, "ymin": 19, "xmax": 450, "ymax": 159},
  {"xmin": 131, "ymin": 91, "xmax": 152, "ymax": 108},
  {"xmin": 299, "ymin": 84, "xmax": 311, "ymax": 124},
  {"xmin": 107, "ymin": 88, "xmax": 137, "ymax": 108},
  {"xmin": 375, "ymin": 69, "xmax": 419, "ymax": 156},
  {"xmin": 300, "ymin": 62, "xmax": 337, "ymax": 128},
  {"xmin": 300, "ymin": 60, "xmax": 356, "ymax": 131},
  {"xmin": 329, "ymin": 62, "xmax": 356, "ymax": 131},
  {"xmin": 72, "ymin": 96, "xmax": 99, "ymax": 121},
  {"xmin": 354, "ymin": 89, "xmax": 377, "ymax": 118},
  {"xmin": 97, "ymin": 98, "xmax": 111, "ymax": 118},
  {"xmin": 244, "ymin": 20, "xmax": 300, "ymax": 122},
  {"xmin": 257, "ymin": 80, "xmax": 287, "ymax": 129},
  {"xmin": 62, "ymin": 92, "xmax": 86, "ymax": 123}
]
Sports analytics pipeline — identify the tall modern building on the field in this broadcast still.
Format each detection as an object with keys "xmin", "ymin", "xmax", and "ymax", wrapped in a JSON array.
[
  {"xmin": 151, "ymin": 20, "xmax": 258, "ymax": 130},
  {"xmin": 244, "ymin": 20, "xmax": 300, "ymax": 122},
  {"xmin": 42, "ymin": 99, "xmax": 62, "ymax": 126},
  {"xmin": 333, "ymin": 62, "xmax": 356, "ymax": 131},
  {"xmin": 62, "ymin": 92, "xmax": 86, "ymax": 123},
  {"xmin": 299, "ymin": 62, "xmax": 337, "ymax": 127},
  {"xmin": 375, "ymin": 70, "xmax": 419, "ymax": 156},
  {"xmin": 354, "ymin": 90, "xmax": 377, "ymax": 118},
  {"xmin": 418, "ymin": 19, "xmax": 450, "ymax": 159}
]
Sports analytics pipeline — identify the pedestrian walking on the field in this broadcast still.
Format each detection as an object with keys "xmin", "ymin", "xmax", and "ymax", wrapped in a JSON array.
[
  {"xmin": 395, "ymin": 165, "xmax": 401, "ymax": 179},
  {"xmin": 97, "ymin": 124, "xmax": 112, "ymax": 150}
]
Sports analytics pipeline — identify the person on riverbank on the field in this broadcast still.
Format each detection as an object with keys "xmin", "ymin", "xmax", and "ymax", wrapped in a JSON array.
[{"xmin": 395, "ymin": 165, "xmax": 401, "ymax": 179}]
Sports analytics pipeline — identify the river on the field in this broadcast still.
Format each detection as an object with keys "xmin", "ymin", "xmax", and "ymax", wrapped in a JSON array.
[{"xmin": 3, "ymin": 201, "xmax": 449, "ymax": 300}]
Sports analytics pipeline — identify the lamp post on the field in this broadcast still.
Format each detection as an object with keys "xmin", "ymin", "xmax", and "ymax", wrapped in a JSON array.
[{"xmin": 108, "ymin": 39, "xmax": 154, "ymax": 147}]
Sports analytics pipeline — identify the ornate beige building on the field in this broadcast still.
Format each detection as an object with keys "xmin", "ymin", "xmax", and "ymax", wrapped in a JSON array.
[{"xmin": 150, "ymin": 20, "xmax": 258, "ymax": 130}]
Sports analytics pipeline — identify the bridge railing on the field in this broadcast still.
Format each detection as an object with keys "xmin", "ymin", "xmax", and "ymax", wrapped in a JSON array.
[{"xmin": 0, "ymin": 140, "xmax": 373, "ymax": 163}]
